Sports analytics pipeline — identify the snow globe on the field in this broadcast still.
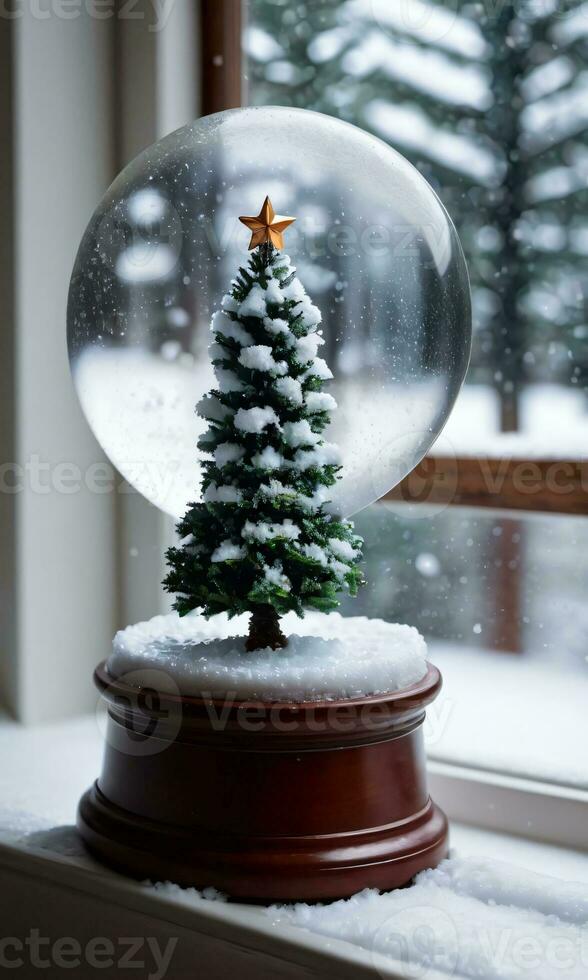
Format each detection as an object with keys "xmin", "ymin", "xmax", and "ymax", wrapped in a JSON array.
[{"xmin": 69, "ymin": 107, "xmax": 471, "ymax": 901}]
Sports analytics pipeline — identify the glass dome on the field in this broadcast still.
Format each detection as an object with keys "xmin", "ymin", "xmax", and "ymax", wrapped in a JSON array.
[{"xmin": 68, "ymin": 106, "xmax": 471, "ymax": 518}]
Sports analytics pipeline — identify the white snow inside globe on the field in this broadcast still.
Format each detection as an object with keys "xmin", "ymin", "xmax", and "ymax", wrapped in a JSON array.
[{"xmin": 67, "ymin": 106, "xmax": 471, "ymax": 519}]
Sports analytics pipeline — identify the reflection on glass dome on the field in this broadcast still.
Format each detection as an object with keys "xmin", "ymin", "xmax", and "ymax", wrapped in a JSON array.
[{"xmin": 68, "ymin": 106, "xmax": 471, "ymax": 518}]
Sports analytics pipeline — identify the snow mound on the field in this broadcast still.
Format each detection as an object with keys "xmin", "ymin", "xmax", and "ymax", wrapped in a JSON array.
[
  {"xmin": 269, "ymin": 856, "xmax": 588, "ymax": 979},
  {"xmin": 108, "ymin": 612, "xmax": 427, "ymax": 701}
]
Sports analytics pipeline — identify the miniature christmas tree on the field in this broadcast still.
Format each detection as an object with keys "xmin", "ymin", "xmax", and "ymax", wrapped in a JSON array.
[{"xmin": 164, "ymin": 197, "xmax": 363, "ymax": 650}]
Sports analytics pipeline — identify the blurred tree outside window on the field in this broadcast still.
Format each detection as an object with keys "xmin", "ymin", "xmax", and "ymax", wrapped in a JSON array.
[{"xmin": 245, "ymin": 0, "xmax": 588, "ymax": 441}]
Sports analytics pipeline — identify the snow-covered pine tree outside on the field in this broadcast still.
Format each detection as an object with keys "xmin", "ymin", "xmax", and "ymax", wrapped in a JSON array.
[
  {"xmin": 248, "ymin": 0, "xmax": 588, "ymax": 430},
  {"xmin": 163, "ymin": 213, "xmax": 364, "ymax": 652}
]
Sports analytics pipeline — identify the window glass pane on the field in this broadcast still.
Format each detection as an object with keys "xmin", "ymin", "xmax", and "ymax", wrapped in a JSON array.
[
  {"xmin": 245, "ymin": 0, "xmax": 588, "ymax": 455},
  {"xmin": 341, "ymin": 502, "xmax": 588, "ymax": 788}
]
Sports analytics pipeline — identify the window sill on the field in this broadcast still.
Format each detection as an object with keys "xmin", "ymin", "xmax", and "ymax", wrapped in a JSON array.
[
  {"xmin": 1, "ymin": 715, "xmax": 587, "ymax": 978},
  {"xmin": 1, "ymin": 820, "xmax": 587, "ymax": 980}
]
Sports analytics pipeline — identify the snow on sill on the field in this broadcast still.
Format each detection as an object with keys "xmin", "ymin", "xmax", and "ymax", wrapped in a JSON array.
[
  {"xmin": 1, "ymin": 821, "xmax": 587, "ymax": 980},
  {"xmin": 1, "ymin": 714, "xmax": 588, "ymax": 979},
  {"xmin": 269, "ymin": 852, "xmax": 588, "ymax": 980}
]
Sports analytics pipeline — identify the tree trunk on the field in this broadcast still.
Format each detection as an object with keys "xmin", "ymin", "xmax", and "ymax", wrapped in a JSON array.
[
  {"xmin": 246, "ymin": 605, "xmax": 288, "ymax": 651},
  {"xmin": 487, "ymin": 4, "xmax": 526, "ymax": 434}
]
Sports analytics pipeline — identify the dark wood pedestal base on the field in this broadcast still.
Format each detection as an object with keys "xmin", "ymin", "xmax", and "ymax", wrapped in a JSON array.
[{"xmin": 78, "ymin": 662, "xmax": 448, "ymax": 902}]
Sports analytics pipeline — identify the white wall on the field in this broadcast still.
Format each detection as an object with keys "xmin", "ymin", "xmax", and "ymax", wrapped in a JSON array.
[
  {"xmin": 0, "ymin": 23, "xmax": 17, "ymax": 715},
  {"xmin": 1, "ymin": 3, "xmax": 201, "ymax": 723},
  {"xmin": 11, "ymin": 12, "xmax": 118, "ymax": 723}
]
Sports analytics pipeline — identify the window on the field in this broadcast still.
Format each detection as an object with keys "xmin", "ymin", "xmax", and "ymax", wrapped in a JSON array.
[
  {"xmin": 242, "ymin": 0, "xmax": 588, "ymax": 798},
  {"xmin": 344, "ymin": 502, "xmax": 588, "ymax": 791}
]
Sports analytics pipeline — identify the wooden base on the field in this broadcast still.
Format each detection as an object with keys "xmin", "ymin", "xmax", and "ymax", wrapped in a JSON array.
[{"xmin": 78, "ymin": 662, "xmax": 448, "ymax": 902}]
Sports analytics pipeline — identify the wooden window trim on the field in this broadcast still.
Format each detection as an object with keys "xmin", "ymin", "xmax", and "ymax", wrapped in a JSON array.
[
  {"xmin": 200, "ymin": 0, "xmax": 243, "ymax": 116},
  {"xmin": 199, "ymin": 5, "xmax": 587, "ymax": 517},
  {"xmin": 386, "ymin": 456, "xmax": 588, "ymax": 516}
]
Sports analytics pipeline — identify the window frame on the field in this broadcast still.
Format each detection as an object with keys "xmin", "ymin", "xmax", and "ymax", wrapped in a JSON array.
[
  {"xmin": 200, "ymin": 0, "xmax": 244, "ymax": 116},
  {"xmin": 429, "ymin": 760, "xmax": 588, "ymax": 851},
  {"xmin": 386, "ymin": 455, "xmax": 588, "ymax": 515}
]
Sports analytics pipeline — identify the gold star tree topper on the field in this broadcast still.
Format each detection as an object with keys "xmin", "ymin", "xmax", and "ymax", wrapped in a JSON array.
[{"xmin": 239, "ymin": 196, "xmax": 296, "ymax": 251}]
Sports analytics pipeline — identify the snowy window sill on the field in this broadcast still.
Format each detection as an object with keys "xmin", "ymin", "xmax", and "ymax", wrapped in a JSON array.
[
  {"xmin": 2, "ymin": 827, "xmax": 588, "ymax": 980},
  {"xmin": 1, "ymin": 714, "xmax": 588, "ymax": 979}
]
